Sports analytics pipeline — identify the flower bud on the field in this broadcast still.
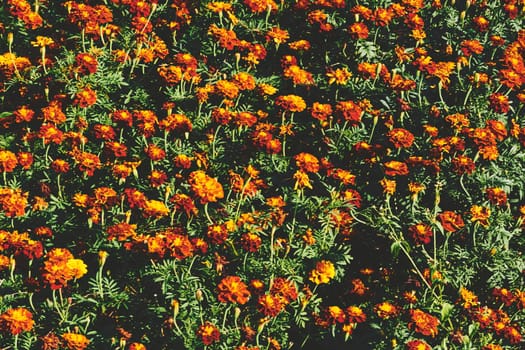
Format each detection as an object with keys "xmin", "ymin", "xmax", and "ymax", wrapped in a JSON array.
[
  {"xmin": 195, "ymin": 289, "xmax": 203, "ymax": 302},
  {"xmin": 172, "ymin": 299, "xmax": 179, "ymax": 318}
]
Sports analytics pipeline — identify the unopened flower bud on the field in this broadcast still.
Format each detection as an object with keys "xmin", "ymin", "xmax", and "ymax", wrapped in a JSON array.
[
  {"xmin": 172, "ymin": 299, "xmax": 179, "ymax": 317},
  {"xmin": 195, "ymin": 289, "xmax": 203, "ymax": 302}
]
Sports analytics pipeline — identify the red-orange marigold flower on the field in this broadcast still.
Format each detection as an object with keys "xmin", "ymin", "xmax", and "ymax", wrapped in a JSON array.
[
  {"xmin": 217, "ymin": 276, "xmax": 251, "ymax": 304},
  {"xmin": 408, "ymin": 223, "xmax": 433, "ymax": 245},
  {"xmin": 196, "ymin": 322, "xmax": 220, "ymax": 345},
  {"xmin": 406, "ymin": 339, "xmax": 431, "ymax": 350},
  {"xmin": 438, "ymin": 211, "xmax": 465, "ymax": 232},
  {"xmin": 409, "ymin": 309, "xmax": 440, "ymax": 337}
]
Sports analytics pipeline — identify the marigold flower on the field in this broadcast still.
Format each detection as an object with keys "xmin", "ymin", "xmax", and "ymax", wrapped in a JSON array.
[
  {"xmin": 470, "ymin": 205, "xmax": 490, "ymax": 227},
  {"xmin": 0, "ymin": 187, "xmax": 28, "ymax": 217},
  {"xmin": 196, "ymin": 322, "xmax": 220, "ymax": 345},
  {"xmin": 217, "ymin": 276, "xmax": 251, "ymax": 304},
  {"xmin": 309, "ymin": 260, "xmax": 336, "ymax": 284},
  {"xmin": 437, "ymin": 211, "xmax": 464, "ymax": 232},
  {"xmin": 275, "ymin": 95, "xmax": 307, "ymax": 112},
  {"xmin": 293, "ymin": 170, "xmax": 313, "ymax": 190},
  {"xmin": 489, "ymin": 93, "xmax": 510, "ymax": 114},
  {"xmin": 0, "ymin": 150, "xmax": 18, "ymax": 172},
  {"xmin": 374, "ymin": 301, "xmax": 399, "ymax": 319},
  {"xmin": 409, "ymin": 223, "xmax": 433, "ymax": 245},
  {"xmin": 243, "ymin": 0, "xmax": 278, "ymax": 13},
  {"xmin": 346, "ymin": 306, "xmax": 366, "ymax": 323},
  {"xmin": 486, "ymin": 187, "xmax": 507, "ymax": 206},
  {"xmin": 189, "ymin": 170, "xmax": 224, "ymax": 204},
  {"xmin": 387, "ymin": 128, "xmax": 415, "ymax": 148},
  {"xmin": 294, "ymin": 153, "xmax": 320, "ymax": 173},
  {"xmin": 61, "ymin": 333, "xmax": 90, "ymax": 350},
  {"xmin": 336, "ymin": 100, "xmax": 362, "ymax": 124},
  {"xmin": 379, "ymin": 178, "xmax": 396, "ymax": 195},
  {"xmin": 240, "ymin": 232, "xmax": 262, "ymax": 252},
  {"xmin": 384, "ymin": 161, "xmax": 409, "ymax": 176},
  {"xmin": 0, "ymin": 307, "xmax": 34, "ymax": 335},
  {"xmin": 142, "ymin": 199, "xmax": 169, "ymax": 218},
  {"xmin": 128, "ymin": 343, "xmax": 146, "ymax": 350},
  {"xmin": 452, "ymin": 155, "xmax": 475, "ymax": 175},
  {"xmin": 348, "ymin": 22, "xmax": 369, "ymax": 39},
  {"xmin": 409, "ymin": 309, "xmax": 440, "ymax": 337},
  {"xmin": 74, "ymin": 87, "xmax": 97, "ymax": 108},
  {"xmin": 258, "ymin": 293, "xmax": 285, "ymax": 317},
  {"xmin": 406, "ymin": 339, "xmax": 431, "ymax": 350},
  {"xmin": 326, "ymin": 67, "xmax": 352, "ymax": 85}
]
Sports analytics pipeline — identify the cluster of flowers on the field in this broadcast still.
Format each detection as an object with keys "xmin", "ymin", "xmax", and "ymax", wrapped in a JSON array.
[{"xmin": 0, "ymin": 0, "xmax": 524, "ymax": 349}]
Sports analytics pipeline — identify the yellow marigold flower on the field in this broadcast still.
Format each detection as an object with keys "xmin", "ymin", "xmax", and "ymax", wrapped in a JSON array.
[
  {"xmin": 31, "ymin": 36, "xmax": 54, "ymax": 47},
  {"xmin": 142, "ymin": 199, "xmax": 170, "ymax": 218},
  {"xmin": 309, "ymin": 260, "xmax": 336, "ymax": 284},
  {"xmin": 66, "ymin": 258, "xmax": 88, "ymax": 279},
  {"xmin": 0, "ymin": 307, "xmax": 34, "ymax": 335},
  {"xmin": 293, "ymin": 170, "xmax": 313, "ymax": 190},
  {"xmin": 379, "ymin": 178, "xmax": 396, "ymax": 195},
  {"xmin": 207, "ymin": 2, "xmax": 233, "ymax": 13}
]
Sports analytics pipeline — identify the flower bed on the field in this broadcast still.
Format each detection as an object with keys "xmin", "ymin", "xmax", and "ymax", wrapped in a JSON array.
[{"xmin": 0, "ymin": 0, "xmax": 524, "ymax": 349}]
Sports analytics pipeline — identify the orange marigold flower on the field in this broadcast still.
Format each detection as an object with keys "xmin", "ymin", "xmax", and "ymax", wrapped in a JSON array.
[
  {"xmin": 41, "ymin": 101, "xmax": 67, "ymax": 124},
  {"xmin": 460, "ymin": 40, "xmax": 484, "ymax": 57},
  {"xmin": 486, "ymin": 187, "xmax": 507, "ymax": 206},
  {"xmin": 379, "ymin": 178, "xmax": 396, "ymax": 195},
  {"xmin": 107, "ymin": 222, "xmax": 137, "ymax": 241},
  {"xmin": 293, "ymin": 170, "xmax": 313, "ymax": 190},
  {"xmin": 326, "ymin": 67, "xmax": 352, "ymax": 85},
  {"xmin": 406, "ymin": 339, "xmax": 432, "ymax": 350},
  {"xmin": 243, "ymin": 0, "xmax": 278, "ymax": 13},
  {"xmin": 0, "ymin": 150, "xmax": 18, "ymax": 172},
  {"xmin": 438, "ymin": 211, "xmax": 464, "ymax": 232},
  {"xmin": 196, "ymin": 322, "xmax": 220, "ymax": 346},
  {"xmin": 346, "ymin": 306, "xmax": 367, "ymax": 323},
  {"xmin": 76, "ymin": 52, "xmax": 98, "ymax": 74},
  {"xmin": 275, "ymin": 95, "xmax": 306, "ymax": 112},
  {"xmin": 489, "ymin": 93, "xmax": 510, "ymax": 114},
  {"xmin": 240, "ymin": 232, "xmax": 262, "ymax": 252},
  {"xmin": 13, "ymin": 106, "xmax": 35, "ymax": 123},
  {"xmin": 409, "ymin": 309, "xmax": 439, "ymax": 337},
  {"xmin": 61, "ymin": 333, "xmax": 90, "ymax": 350},
  {"xmin": 266, "ymin": 27, "xmax": 289, "ymax": 44},
  {"xmin": 128, "ymin": 343, "xmax": 146, "ymax": 350},
  {"xmin": 145, "ymin": 144, "xmax": 166, "ymax": 161},
  {"xmin": 41, "ymin": 332, "xmax": 60, "ymax": 350},
  {"xmin": 348, "ymin": 22, "xmax": 369, "ymax": 39},
  {"xmin": 217, "ymin": 276, "xmax": 251, "ymax": 304},
  {"xmin": 295, "ymin": 153, "xmax": 320, "ymax": 173},
  {"xmin": 0, "ymin": 307, "xmax": 34, "ymax": 335},
  {"xmin": 283, "ymin": 65, "xmax": 315, "ymax": 86},
  {"xmin": 470, "ymin": 205, "xmax": 490, "ymax": 227},
  {"xmin": 452, "ymin": 155, "xmax": 475, "ymax": 175},
  {"xmin": 270, "ymin": 277, "xmax": 298, "ymax": 303},
  {"xmin": 0, "ymin": 187, "xmax": 28, "ymax": 217},
  {"xmin": 374, "ymin": 301, "xmax": 399, "ymax": 319},
  {"xmin": 214, "ymin": 79, "xmax": 240, "ymax": 99},
  {"xmin": 74, "ymin": 87, "xmax": 97, "ymax": 108},
  {"xmin": 409, "ymin": 223, "xmax": 433, "ymax": 245},
  {"xmin": 310, "ymin": 102, "xmax": 332, "ymax": 122},
  {"xmin": 387, "ymin": 128, "xmax": 415, "ymax": 148},
  {"xmin": 309, "ymin": 260, "xmax": 336, "ymax": 284},
  {"xmin": 189, "ymin": 170, "xmax": 224, "ymax": 204},
  {"xmin": 336, "ymin": 100, "xmax": 363, "ymax": 124},
  {"xmin": 384, "ymin": 161, "xmax": 409, "ymax": 176},
  {"xmin": 258, "ymin": 293, "xmax": 285, "ymax": 317}
]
